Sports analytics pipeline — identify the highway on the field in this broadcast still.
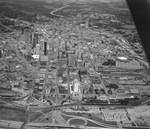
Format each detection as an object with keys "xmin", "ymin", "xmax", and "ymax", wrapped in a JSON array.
[
  {"xmin": 0, "ymin": 120, "xmax": 112, "ymax": 129},
  {"xmin": 0, "ymin": 94, "xmax": 150, "ymax": 115},
  {"xmin": 60, "ymin": 111, "xmax": 118, "ymax": 128},
  {"xmin": 0, "ymin": 93, "xmax": 30, "ymax": 102},
  {"xmin": 0, "ymin": 120, "xmax": 76, "ymax": 129},
  {"xmin": 28, "ymin": 97, "xmax": 150, "ymax": 111},
  {"xmin": 52, "ymin": 110, "xmax": 66, "ymax": 125},
  {"xmin": 1, "ymin": 118, "xmax": 150, "ymax": 129}
]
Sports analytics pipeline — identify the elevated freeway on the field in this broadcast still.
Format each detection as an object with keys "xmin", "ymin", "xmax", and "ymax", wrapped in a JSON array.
[
  {"xmin": 1, "ymin": 94, "xmax": 150, "ymax": 112},
  {"xmin": 28, "ymin": 96, "xmax": 150, "ymax": 112},
  {"xmin": 1, "ymin": 119, "xmax": 150, "ymax": 129}
]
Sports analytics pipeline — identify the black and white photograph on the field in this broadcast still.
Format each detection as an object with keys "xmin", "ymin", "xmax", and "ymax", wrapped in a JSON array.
[{"xmin": 0, "ymin": 0, "xmax": 150, "ymax": 129}]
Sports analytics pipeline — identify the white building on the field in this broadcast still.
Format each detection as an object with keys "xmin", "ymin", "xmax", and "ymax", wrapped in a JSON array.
[{"xmin": 71, "ymin": 79, "xmax": 82, "ymax": 101}]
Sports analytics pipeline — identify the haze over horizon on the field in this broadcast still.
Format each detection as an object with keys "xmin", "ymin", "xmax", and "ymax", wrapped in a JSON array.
[{"xmin": 43, "ymin": 0, "xmax": 125, "ymax": 3}]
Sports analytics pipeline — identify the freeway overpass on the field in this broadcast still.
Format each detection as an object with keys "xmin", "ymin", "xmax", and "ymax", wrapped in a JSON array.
[
  {"xmin": 28, "ymin": 96, "xmax": 150, "ymax": 112},
  {"xmin": 1, "ymin": 95, "xmax": 150, "ymax": 112}
]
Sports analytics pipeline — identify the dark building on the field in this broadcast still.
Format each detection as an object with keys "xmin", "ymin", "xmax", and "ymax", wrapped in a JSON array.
[
  {"xmin": 106, "ymin": 84, "xmax": 119, "ymax": 90},
  {"xmin": 33, "ymin": 33, "xmax": 38, "ymax": 48},
  {"xmin": 102, "ymin": 59, "xmax": 116, "ymax": 67},
  {"xmin": 44, "ymin": 42, "xmax": 47, "ymax": 55},
  {"xmin": 0, "ymin": 50, "xmax": 2, "ymax": 58},
  {"xmin": 30, "ymin": 33, "xmax": 33, "ymax": 45}
]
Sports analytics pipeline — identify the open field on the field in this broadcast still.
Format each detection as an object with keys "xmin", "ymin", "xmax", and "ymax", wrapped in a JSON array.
[{"xmin": 0, "ymin": 106, "xmax": 26, "ymax": 122}]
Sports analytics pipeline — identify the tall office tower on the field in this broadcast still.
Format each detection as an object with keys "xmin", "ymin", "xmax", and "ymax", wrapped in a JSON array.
[
  {"xmin": 30, "ymin": 33, "xmax": 33, "ymax": 46},
  {"xmin": 24, "ymin": 29, "xmax": 30, "ymax": 51},
  {"xmin": 44, "ymin": 42, "xmax": 47, "ymax": 55},
  {"xmin": 85, "ymin": 19, "xmax": 89, "ymax": 28},
  {"xmin": 24, "ymin": 29, "xmax": 30, "ymax": 44},
  {"xmin": 33, "ymin": 33, "xmax": 38, "ymax": 48},
  {"xmin": 35, "ymin": 44, "xmax": 40, "ymax": 55}
]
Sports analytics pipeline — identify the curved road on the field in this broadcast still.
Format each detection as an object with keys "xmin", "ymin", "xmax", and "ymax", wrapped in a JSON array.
[
  {"xmin": 50, "ymin": 4, "xmax": 69, "ymax": 17},
  {"xmin": 0, "ymin": 93, "xmax": 30, "ymax": 102},
  {"xmin": 61, "ymin": 111, "xmax": 118, "ymax": 128}
]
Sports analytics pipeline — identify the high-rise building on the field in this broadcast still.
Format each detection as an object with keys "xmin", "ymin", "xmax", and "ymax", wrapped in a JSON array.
[
  {"xmin": 30, "ymin": 33, "xmax": 33, "ymax": 44},
  {"xmin": 85, "ymin": 19, "xmax": 89, "ymax": 28},
  {"xmin": 44, "ymin": 42, "xmax": 47, "ymax": 55},
  {"xmin": 24, "ymin": 29, "xmax": 30, "ymax": 44},
  {"xmin": 35, "ymin": 44, "xmax": 40, "ymax": 55},
  {"xmin": 24, "ymin": 29, "xmax": 31, "ymax": 51},
  {"xmin": 33, "ymin": 33, "xmax": 38, "ymax": 48}
]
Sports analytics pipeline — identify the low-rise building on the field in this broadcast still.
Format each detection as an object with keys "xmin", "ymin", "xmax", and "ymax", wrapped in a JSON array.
[
  {"xmin": 129, "ymin": 89, "xmax": 139, "ymax": 94},
  {"xmin": 101, "ymin": 109, "xmax": 129, "ymax": 122},
  {"xmin": 116, "ymin": 59, "xmax": 141, "ymax": 69}
]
